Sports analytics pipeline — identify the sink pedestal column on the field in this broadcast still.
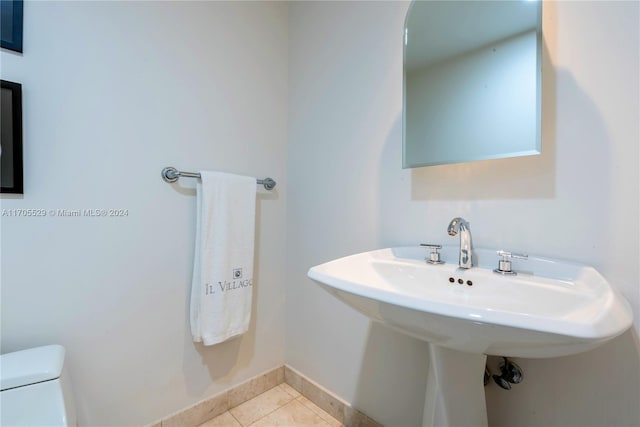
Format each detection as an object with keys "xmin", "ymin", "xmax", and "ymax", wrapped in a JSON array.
[{"xmin": 423, "ymin": 345, "xmax": 488, "ymax": 427}]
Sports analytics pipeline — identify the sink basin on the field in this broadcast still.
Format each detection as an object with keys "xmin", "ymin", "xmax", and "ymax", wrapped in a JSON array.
[
  {"xmin": 308, "ymin": 246, "xmax": 633, "ymax": 427},
  {"xmin": 308, "ymin": 246, "xmax": 632, "ymax": 358}
]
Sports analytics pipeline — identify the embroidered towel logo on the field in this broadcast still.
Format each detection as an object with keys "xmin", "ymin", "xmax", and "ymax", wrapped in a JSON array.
[{"xmin": 204, "ymin": 268, "xmax": 252, "ymax": 295}]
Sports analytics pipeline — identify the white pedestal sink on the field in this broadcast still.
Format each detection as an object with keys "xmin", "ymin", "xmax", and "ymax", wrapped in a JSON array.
[{"xmin": 308, "ymin": 246, "xmax": 633, "ymax": 427}]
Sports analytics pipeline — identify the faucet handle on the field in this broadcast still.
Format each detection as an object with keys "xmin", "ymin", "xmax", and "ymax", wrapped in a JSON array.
[
  {"xmin": 494, "ymin": 251, "xmax": 528, "ymax": 275},
  {"xmin": 420, "ymin": 243, "xmax": 445, "ymax": 265}
]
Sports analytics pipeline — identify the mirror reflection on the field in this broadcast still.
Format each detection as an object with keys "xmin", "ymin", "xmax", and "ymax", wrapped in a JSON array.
[{"xmin": 403, "ymin": 0, "xmax": 542, "ymax": 168}]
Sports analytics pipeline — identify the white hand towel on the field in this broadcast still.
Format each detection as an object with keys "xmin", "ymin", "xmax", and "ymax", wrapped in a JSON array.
[{"xmin": 190, "ymin": 171, "xmax": 257, "ymax": 345}]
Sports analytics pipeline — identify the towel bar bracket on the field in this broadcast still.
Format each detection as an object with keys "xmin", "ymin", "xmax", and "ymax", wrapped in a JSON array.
[{"xmin": 161, "ymin": 166, "xmax": 276, "ymax": 190}]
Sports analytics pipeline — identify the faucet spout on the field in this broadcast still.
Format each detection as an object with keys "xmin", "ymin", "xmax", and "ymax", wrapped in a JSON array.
[{"xmin": 448, "ymin": 217, "xmax": 473, "ymax": 269}]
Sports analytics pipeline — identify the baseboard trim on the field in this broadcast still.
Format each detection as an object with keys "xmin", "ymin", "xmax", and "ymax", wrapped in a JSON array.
[
  {"xmin": 150, "ymin": 365, "xmax": 382, "ymax": 427},
  {"xmin": 284, "ymin": 365, "xmax": 382, "ymax": 427}
]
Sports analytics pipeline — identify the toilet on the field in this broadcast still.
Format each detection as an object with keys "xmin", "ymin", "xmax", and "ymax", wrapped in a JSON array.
[{"xmin": 1, "ymin": 345, "xmax": 77, "ymax": 426}]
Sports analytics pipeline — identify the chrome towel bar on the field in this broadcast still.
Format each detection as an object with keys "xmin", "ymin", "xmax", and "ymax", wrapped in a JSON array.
[{"xmin": 161, "ymin": 167, "xmax": 276, "ymax": 190}]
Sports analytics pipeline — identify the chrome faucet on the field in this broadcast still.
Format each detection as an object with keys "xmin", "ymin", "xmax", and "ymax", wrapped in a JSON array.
[{"xmin": 447, "ymin": 217, "xmax": 473, "ymax": 269}]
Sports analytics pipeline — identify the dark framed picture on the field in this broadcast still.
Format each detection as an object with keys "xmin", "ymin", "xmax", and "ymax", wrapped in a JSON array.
[
  {"xmin": 1, "ymin": 0, "xmax": 23, "ymax": 53},
  {"xmin": 1, "ymin": 79, "xmax": 23, "ymax": 194}
]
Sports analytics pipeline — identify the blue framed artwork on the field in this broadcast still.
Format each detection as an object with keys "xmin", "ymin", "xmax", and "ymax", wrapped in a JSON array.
[
  {"xmin": 1, "ymin": 80, "xmax": 23, "ymax": 194},
  {"xmin": 1, "ymin": 0, "xmax": 23, "ymax": 53}
]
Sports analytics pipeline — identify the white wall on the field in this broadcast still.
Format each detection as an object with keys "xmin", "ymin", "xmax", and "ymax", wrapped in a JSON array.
[
  {"xmin": 287, "ymin": 1, "xmax": 639, "ymax": 426},
  {"xmin": 0, "ymin": 2, "xmax": 287, "ymax": 425}
]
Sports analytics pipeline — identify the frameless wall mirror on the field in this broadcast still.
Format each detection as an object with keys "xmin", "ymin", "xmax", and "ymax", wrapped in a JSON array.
[{"xmin": 403, "ymin": 0, "xmax": 542, "ymax": 168}]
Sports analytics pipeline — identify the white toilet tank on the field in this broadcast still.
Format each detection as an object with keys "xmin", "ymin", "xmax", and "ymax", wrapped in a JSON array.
[{"xmin": 1, "ymin": 345, "xmax": 77, "ymax": 426}]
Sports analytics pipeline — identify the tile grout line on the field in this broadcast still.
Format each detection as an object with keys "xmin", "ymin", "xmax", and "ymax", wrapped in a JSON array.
[
  {"xmin": 241, "ymin": 389, "xmax": 298, "ymax": 427},
  {"xmin": 156, "ymin": 366, "xmax": 284, "ymax": 427},
  {"xmin": 264, "ymin": 396, "xmax": 332, "ymax": 427},
  {"xmin": 295, "ymin": 395, "xmax": 340, "ymax": 427},
  {"xmin": 284, "ymin": 364, "xmax": 383, "ymax": 427},
  {"xmin": 155, "ymin": 365, "xmax": 378, "ymax": 427},
  {"xmin": 228, "ymin": 410, "xmax": 243, "ymax": 427},
  {"xmin": 279, "ymin": 383, "xmax": 301, "ymax": 399}
]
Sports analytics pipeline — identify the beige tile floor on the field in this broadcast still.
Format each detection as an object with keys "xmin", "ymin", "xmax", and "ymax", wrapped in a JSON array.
[{"xmin": 199, "ymin": 383, "xmax": 342, "ymax": 427}]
